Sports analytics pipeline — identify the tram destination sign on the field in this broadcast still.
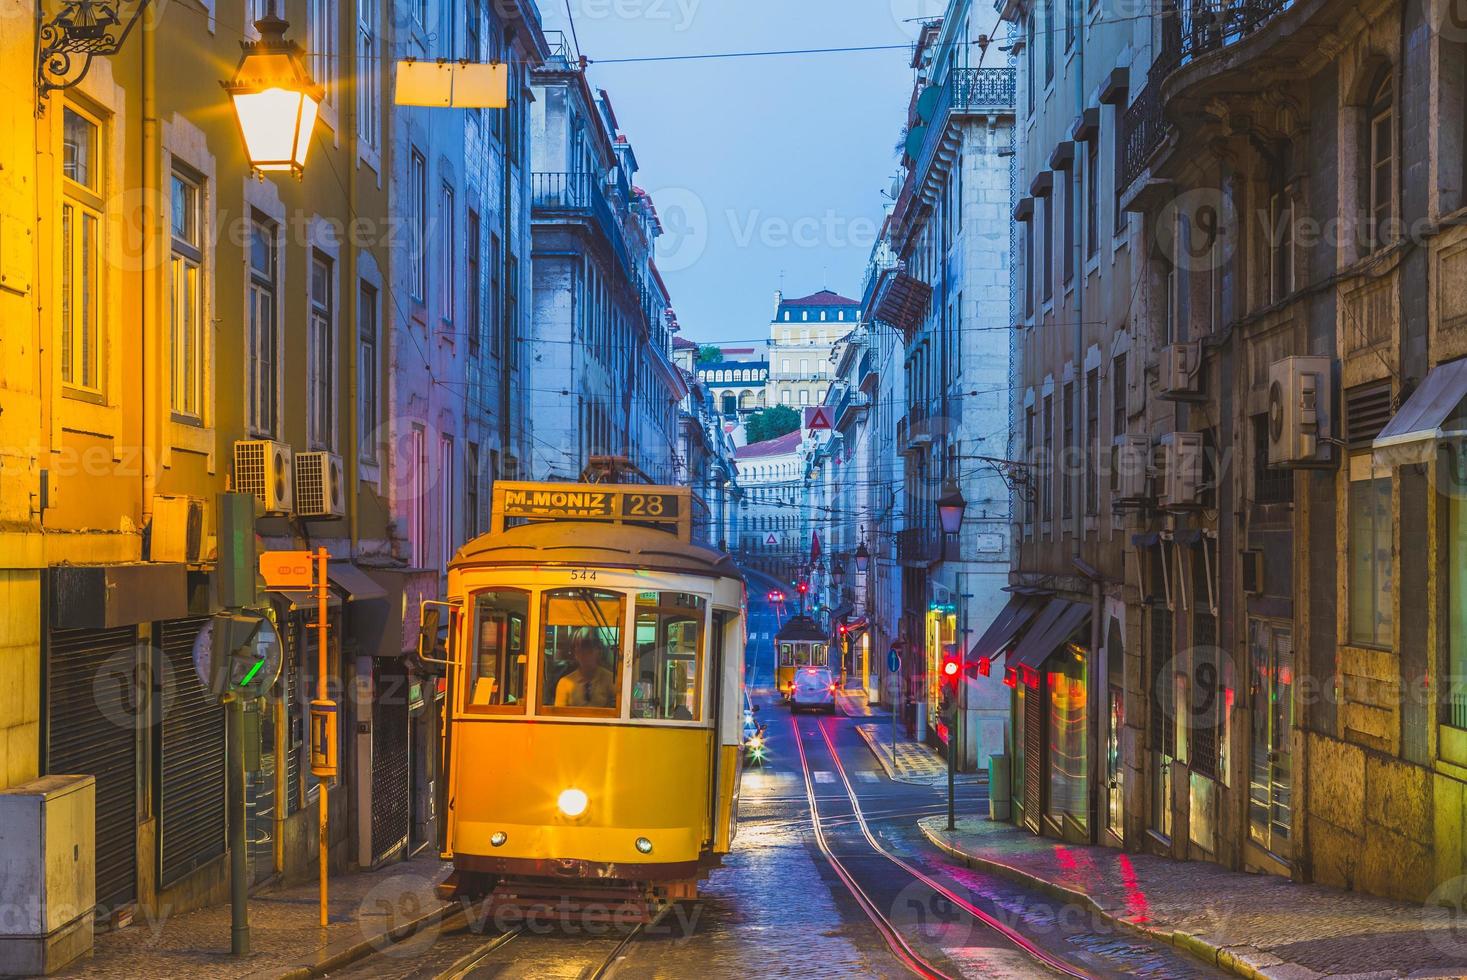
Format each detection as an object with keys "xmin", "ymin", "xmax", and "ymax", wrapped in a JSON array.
[{"xmin": 500, "ymin": 485, "xmax": 681, "ymax": 521}]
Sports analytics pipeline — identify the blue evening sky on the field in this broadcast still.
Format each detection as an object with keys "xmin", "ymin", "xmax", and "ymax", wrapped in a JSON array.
[{"xmin": 537, "ymin": 1, "xmax": 945, "ymax": 346}]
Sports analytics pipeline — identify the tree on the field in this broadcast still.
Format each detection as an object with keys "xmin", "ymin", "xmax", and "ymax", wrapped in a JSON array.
[
  {"xmin": 744, "ymin": 405, "xmax": 801, "ymax": 444},
  {"xmin": 696, "ymin": 345, "xmax": 723, "ymax": 365}
]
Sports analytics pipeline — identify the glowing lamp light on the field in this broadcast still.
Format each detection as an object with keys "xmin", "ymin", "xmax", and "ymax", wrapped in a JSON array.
[
  {"xmin": 1003, "ymin": 666, "xmax": 1018, "ymax": 688},
  {"xmin": 942, "ymin": 658, "xmax": 960, "ymax": 679},
  {"xmin": 937, "ymin": 479, "xmax": 967, "ymax": 536},
  {"xmin": 557, "ymin": 787, "xmax": 589, "ymax": 817},
  {"xmin": 977, "ymin": 656, "xmax": 992, "ymax": 677},
  {"xmin": 222, "ymin": 7, "xmax": 323, "ymax": 177}
]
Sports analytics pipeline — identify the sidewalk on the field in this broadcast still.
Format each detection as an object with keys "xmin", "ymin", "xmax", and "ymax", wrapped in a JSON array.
[
  {"xmin": 921, "ymin": 815, "xmax": 1467, "ymax": 979},
  {"xmin": 834, "ymin": 687, "xmax": 875, "ymax": 717},
  {"xmin": 57, "ymin": 854, "xmax": 454, "ymax": 979},
  {"xmin": 854, "ymin": 721, "xmax": 985, "ymax": 786}
]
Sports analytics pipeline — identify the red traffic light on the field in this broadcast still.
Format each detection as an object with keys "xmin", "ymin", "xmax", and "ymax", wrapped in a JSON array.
[
  {"xmin": 942, "ymin": 658, "xmax": 960, "ymax": 677},
  {"xmin": 939, "ymin": 653, "xmax": 961, "ymax": 696},
  {"xmin": 838, "ymin": 624, "xmax": 848, "ymax": 636},
  {"xmin": 797, "ymin": 581, "xmax": 809, "ymax": 594}
]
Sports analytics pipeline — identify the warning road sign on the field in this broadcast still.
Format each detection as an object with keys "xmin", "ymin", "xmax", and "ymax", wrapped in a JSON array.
[{"xmin": 804, "ymin": 406, "xmax": 833, "ymax": 431}]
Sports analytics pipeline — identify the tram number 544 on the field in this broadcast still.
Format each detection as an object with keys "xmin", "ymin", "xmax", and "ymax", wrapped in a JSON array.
[{"xmin": 570, "ymin": 568, "xmax": 599, "ymax": 582}]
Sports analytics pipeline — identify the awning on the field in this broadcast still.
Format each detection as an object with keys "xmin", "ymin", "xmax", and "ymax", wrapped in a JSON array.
[
  {"xmin": 1009, "ymin": 598, "xmax": 1091, "ymax": 670},
  {"xmin": 327, "ymin": 563, "xmax": 388, "ymax": 602},
  {"xmin": 968, "ymin": 595, "xmax": 1043, "ymax": 662},
  {"xmin": 1131, "ymin": 531, "xmax": 1160, "ymax": 548},
  {"xmin": 1374, "ymin": 358, "xmax": 1467, "ymax": 466}
]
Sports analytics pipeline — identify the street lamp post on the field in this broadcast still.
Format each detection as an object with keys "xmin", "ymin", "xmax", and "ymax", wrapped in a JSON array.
[
  {"xmin": 223, "ymin": 3, "xmax": 323, "ymax": 178},
  {"xmin": 936, "ymin": 478, "xmax": 968, "ymax": 831}
]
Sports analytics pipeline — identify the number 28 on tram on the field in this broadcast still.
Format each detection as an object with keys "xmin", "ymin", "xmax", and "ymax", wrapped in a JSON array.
[{"xmin": 431, "ymin": 483, "xmax": 747, "ymax": 912}]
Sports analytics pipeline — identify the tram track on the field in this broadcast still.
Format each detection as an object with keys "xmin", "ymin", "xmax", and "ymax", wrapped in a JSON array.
[
  {"xmin": 429, "ymin": 903, "xmax": 672, "ymax": 980},
  {"xmin": 791, "ymin": 714, "xmax": 1098, "ymax": 980}
]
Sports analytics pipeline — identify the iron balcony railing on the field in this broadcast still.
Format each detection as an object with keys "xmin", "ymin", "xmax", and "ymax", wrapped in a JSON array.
[
  {"xmin": 908, "ymin": 67, "xmax": 1016, "ymax": 214},
  {"xmin": 897, "ymin": 526, "xmax": 941, "ymax": 566},
  {"xmin": 532, "ymin": 171, "xmax": 635, "ymax": 304},
  {"xmin": 1120, "ymin": 0, "xmax": 1292, "ymax": 191}
]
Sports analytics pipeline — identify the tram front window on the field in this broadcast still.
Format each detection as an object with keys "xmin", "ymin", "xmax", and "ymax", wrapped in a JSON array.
[
  {"xmin": 469, "ymin": 589, "xmax": 529, "ymax": 709},
  {"xmin": 632, "ymin": 592, "xmax": 705, "ymax": 721},
  {"xmin": 540, "ymin": 589, "xmax": 625, "ymax": 716},
  {"xmin": 779, "ymin": 643, "xmax": 794, "ymax": 667}
]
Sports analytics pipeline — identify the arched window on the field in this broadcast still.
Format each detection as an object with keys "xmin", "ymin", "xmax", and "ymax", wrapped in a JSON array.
[
  {"xmin": 722, "ymin": 393, "xmax": 737, "ymax": 415},
  {"xmin": 1365, "ymin": 67, "xmax": 1395, "ymax": 252}
]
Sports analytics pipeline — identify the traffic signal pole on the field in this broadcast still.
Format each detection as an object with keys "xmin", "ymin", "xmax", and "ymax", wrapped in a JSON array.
[
  {"xmin": 224, "ymin": 691, "xmax": 249, "ymax": 954},
  {"xmin": 316, "ymin": 547, "xmax": 330, "ymax": 927}
]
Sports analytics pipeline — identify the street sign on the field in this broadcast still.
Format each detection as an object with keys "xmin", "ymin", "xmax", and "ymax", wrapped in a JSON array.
[
  {"xmin": 259, "ymin": 550, "xmax": 315, "ymax": 589},
  {"xmin": 887, "ymin": 649, "xmax": 901, "ymax": 674},
  {"xmin": 805, "ymin": 406, "xmax": 833, "ymax": 431},
  {"xmin": 765, "ymin": 532, "xmax": 778, "ymax": 546}
]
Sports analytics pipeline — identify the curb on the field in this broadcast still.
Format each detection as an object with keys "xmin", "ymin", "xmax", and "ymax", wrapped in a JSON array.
[
  {"xmin": 916, "ymin": 819, "xmax": 1268, "ymax": 980},
  {"xmin": 852, "ymin": 723, "xmax": 986, "ymax": 788},
  {"xmin": 275, "ymin": 902, "xmax": 461, "ymax": 979}
]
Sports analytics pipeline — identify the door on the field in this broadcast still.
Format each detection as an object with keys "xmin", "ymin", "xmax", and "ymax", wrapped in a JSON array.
[
  {"xmin": 370, "ymin": 658, "xmax": 412, "ymax": 865},
  {"xmin": 1104, "ymin": 618, "xmax": 1125, "ymax": 839},
  {"xmin": 1248, "ymin": 621, "xmax": 1293, "ymax": 856}
]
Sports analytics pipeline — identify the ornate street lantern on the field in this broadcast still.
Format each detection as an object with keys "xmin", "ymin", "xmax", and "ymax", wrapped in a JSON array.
[
  {"xmin": 854, "ymin": 541, "xmax": 870, "ymax": 573},
  {"xmin": 223, "ymin": 5, "xmax": 323, "ymax": 177},
  {"xmin": 937, "ymin": 479, "xmax": 967, "ymax": 536}
]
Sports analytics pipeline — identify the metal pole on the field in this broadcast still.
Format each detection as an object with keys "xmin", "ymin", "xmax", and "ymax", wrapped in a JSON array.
[
  {"xmin": 947, "ymin": 704, "xmax": 957, "ymax": 830},
  {"xmin": 317, "ymin": 547, "xmax": 329, "ymax": 927},
  {"xmin": 224, "ymin": 692, "xmax": 250, "ymax": 955}
]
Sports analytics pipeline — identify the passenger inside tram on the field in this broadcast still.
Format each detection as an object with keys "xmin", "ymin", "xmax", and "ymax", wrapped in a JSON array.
[{"xmin": 555, "ymin": 632, "xmax": 618, "ymax": 708}]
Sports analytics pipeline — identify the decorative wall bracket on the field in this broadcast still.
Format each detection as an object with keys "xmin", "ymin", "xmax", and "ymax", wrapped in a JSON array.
[{"xmin": 37, "ymin": 0, "xmax": 151, "ymax": 101}]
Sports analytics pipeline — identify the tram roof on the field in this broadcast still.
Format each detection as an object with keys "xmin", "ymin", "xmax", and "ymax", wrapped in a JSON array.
[
  {"xmin": 449, "ymin": 521, "xmax": 742, "ymax": 580},
  {"xmin": 775, "ymin": 615, "xmax": 828, "ymax": 642}
]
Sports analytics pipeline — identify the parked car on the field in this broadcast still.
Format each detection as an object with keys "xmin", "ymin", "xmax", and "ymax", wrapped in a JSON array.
[{"xmin": 790, "ymin": 666, "xmax": 837, "ymax": 714}]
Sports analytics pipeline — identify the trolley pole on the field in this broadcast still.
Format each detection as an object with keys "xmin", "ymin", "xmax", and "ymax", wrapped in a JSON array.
[{"xmin": 224, "ymin": 691, "xmax": 249, "ymax": 954}]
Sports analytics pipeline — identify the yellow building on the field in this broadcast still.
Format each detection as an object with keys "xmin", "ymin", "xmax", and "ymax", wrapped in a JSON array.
[{"xmin": 0, "ymin": 0, "xmax": 431, "ymax": 960}]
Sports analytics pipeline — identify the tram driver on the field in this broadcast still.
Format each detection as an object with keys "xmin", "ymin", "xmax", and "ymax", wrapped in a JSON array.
[{"xmin": 555, "ymin": 631, "xmax": 618, "ymax": 709}]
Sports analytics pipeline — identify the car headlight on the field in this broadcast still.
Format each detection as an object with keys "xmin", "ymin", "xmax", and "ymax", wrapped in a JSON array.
[
  {"xmin": 748, "ymin": 735, "xmax": 763, "ymax": 749},
  {"xmin": 557, "ymin": 788, "xmax": 589, "ymax": 817}
]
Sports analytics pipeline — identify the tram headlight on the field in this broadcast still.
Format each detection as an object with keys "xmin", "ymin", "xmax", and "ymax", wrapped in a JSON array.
[
  {"xmin": 635, "ymin": 837, "xmax": 654, "ymax": 854},
  {"xmin": 490, "ymin": 831, "xmax": 507, "ymax": 847},
  {"xmin": 557, "ymin": 787, "xmax": 589, "ymax": 817}
]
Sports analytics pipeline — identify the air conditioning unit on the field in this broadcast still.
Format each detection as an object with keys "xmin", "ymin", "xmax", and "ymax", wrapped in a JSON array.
[
  {"xmin": 1114, "ymin": 434, "xmax": 1153, "ymax": 504},
  {"xmin": 1158, "ymin": 342, "xmax": 1203, "ymax": 400},
  {"xmin": 295, "ymin": 451, "xmax": 346, "ymax": 519},
  {"xmin": 233, "ymin": 440, "xmax": 293, "ymax": 515},
  {"xmin": 150, "ymin": 495, "xmax": 204, "ymax": 563},
  {"xmin": 1159, "ymin": 431, "xmax": 1205, "ymax": 509},
  {"xmin": 1267, "ymin": 355, "xmax": 1334, "ymax": 466}
]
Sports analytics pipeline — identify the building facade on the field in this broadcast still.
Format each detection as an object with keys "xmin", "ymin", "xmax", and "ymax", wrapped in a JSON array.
[
  {"xmin": 696, "ymin": 356, "xmax": 769, "ymax": 421},
  {"xmin": 1000, "ymin": 0, "xmax": 1467, "ymax": 907},
  {"xmin": 853, "ymin": 9, "xmax": 1018, "ymax": 770},
  {"xmin": 672, "ymin": 338, "xmax": 742, "ymax": 550},
  {"xmin": 766, "ymin": 290, "xmax": 855, "ymax": 409},
  {"xmin": 527, "ymin": 45, "xmax": 685, "ymax": 485},
  {"xmin": 733, "ymin": 430, "xmax": 807, "ymax": 585}
]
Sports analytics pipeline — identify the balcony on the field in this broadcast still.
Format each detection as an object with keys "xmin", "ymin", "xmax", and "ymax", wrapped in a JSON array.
[
  {"xmin": 1120, "ymin": 0, "xmax": 1293, "ymax": 193},
  {"xmin": 532, "ymin": 171, "xmax": 634, "ymax": 285},
  {"xmin": 899, "ymin": 67, "xmax": 1016, "ymax": 230},
  {"xmin": 897, "ymin": 527, "xmax": 941, "ymax": 567}
]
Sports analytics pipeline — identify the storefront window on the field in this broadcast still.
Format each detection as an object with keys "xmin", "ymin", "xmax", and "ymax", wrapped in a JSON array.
[
  {"xmin": 1444, "ymin": 445, "xmax": 1467, "ymax": 728},
  {"xmin": 633, "ymin": 592, "xmax": 705, "ymax": 721},
  {"xmin": 1046, "ymin": 646, "xmax": 1089, "ymax": 832},
  {"xmin": 539, "ymin": 589, "xmax": 625, "ymax": 717},
  {"xmin": 467, "ymin": 589, "xmax": 529, "ymax": 709}
]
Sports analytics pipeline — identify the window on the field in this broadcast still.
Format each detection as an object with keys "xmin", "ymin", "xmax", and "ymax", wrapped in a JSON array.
[
  {"xmin": 60, "ymin": 106, "xmax": 103, "ymax": 393},
  {"xmin": 409, "ymin": 425, "xmax": 426, "ymax": 566},
  {"xmin": 633, "ymin": 592, "xmax": 705, "ymax": 721},
  {"xmin": 1348, "ymin": 453, "xmax": 1392, "ymax": 647},
  {"xmin": 1025, "ymin": 12, "xmax": 1036, "ymax": 116},
  {"xmin": 410, "ymin": 149, "xmax": 427, "ymax": 299},
  {"xmin": 489, "ymin": 231, "xmax": 502, "ymax": 358},
  {"xmin": 358, "ymin": 281, "xmax": 378, "ymax": 461},
  {"xmin": 1042, "ymin": 199, "xmax": 1054, "ymax": 302},
  {"xmin": 1365, "ymin": 68, "xmax": 1395, "ymax": 252},
  {"xmin": 247, "ymin": 216, "xmax": 278, "ymax": 436},
  {"xmin": 1043, "ymin": 0, "xmax": 1054, "ymax": 85},
  {"xmin": 439, "ymin": 182, "xmax": 455, "ymax": 322},
  {"xmin": 1042, "ymin": 393, "xmax": 1054, "ymax": 523},
  {"xmin": 1064, "ymin": 166, "xmax": 1076, "ymax": 284},
  {"xmin": 1085, "ymin": 368, "xmax": 1099, "ymax": 516},
  {"xmin": 1025, "ymin": 222, "xmax": 1035, "ymax": 318},
  {"xmin": 1062, "ymin": 382, "xmax": 1075, "ymax": 520},
  {"xmin": 467, "ymin": 209, "xmax": 481, "ymax": 355},
  {"xmin": 1024, "ymin": 405, "xmax": 1037, "ymax": 527},
  {"xmin": 1252, "ymin": 414, "xmax": 1292, "ymax": 505},
  {"xmin": 169, "ymin": 169, "xmax": 203, "ymax": 420},
  {"xmin": 1269, "ymin": 189, "xmax": 1294, "ymax": 301},
  {"xmin": 1110, "ymin": 352, "xmax": 1126, "ymax": 490},
  {"xmin": 439, "ymin": 434, "xmax": 456, "ymax": 565},
  {"xmin": 506, "ymin": 252, "xmax": 520, "ymax": 367},
  {"xmin": 309, "ymin": 0, "xmax": 336, "ymax": 104},
  {"xmin": 1065, "ymin": 0, "xmax": 1077, "ymax": 49},
  {"xmin": 309, "ymin": 252, "xmax": 334, "ymax": 449},
  {"xmin": 1445, "ymin": 445, "xmax": 1467, "ymax": 727},
  {"xmin": 466, "ymin": 442, "xmax": 480, "ymax": 537},
  {"xmin": 1086, "ymin": 138, "xmax": 1100, "ymax": 257},
  {"xmin": 467, "ymin": 589, "xmax": 529, "ymax": 709},
  {"xmin": 799, "ymin": 388, "xmax": 810, "ymax": 405},
  {"xmin": 357, "ymin": 0, "xmax": 380, "ymax": 149},
  {"xmin": 539, "ymin": 589, "xmax": 625, "ymax": 717}
]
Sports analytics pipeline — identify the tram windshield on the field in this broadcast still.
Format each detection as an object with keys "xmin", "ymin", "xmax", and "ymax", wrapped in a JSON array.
[
  {"xmin": 468, "ymin": 589, "xmax": 529, "ymax": 709},
  {"xmin": 632, "ymin": 592, "xmax": 705, "ymax": 721},
  {"xmin": 540, "ymin": 588, "xmax": 625, "ymax": 716}
]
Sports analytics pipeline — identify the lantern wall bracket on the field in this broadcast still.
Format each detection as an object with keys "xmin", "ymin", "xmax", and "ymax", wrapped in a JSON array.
[{"xmin": 37, "ymin": 0, "xmax": 152, "ymax": 103}]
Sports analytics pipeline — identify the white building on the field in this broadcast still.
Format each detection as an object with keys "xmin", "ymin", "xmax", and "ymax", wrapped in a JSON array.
[
  {"xmin": 766, "ymin": 290, "xmax": 857, "ymax": 409},
  {"xmin": 733, "ymin": 430, "xmax": 807, "ymax": 585}
]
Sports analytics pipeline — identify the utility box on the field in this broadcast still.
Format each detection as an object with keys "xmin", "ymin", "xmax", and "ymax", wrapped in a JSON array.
[
  {"xmin": 0, "ymin": 775, "xmax": 96, "ymax": 976},
  {"xmin": 988, "ymin": 754, "xmax": 1012, "ymax": 821}
]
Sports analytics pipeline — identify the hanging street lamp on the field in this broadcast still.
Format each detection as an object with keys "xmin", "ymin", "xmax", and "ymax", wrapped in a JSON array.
[
  {"xmin": 937, "ymin": 479, "xmax": 967, "ymax": 536},
  {"xmin": 223, "ymin": 4, "xmax": 323, "ymax": 177},
  {"xmin": 854, "ymin": 540, "xmax": 870, "ymax": 573}
]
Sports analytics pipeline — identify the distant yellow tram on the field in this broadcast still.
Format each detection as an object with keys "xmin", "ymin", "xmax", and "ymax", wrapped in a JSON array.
[
  {"xmin": 774, "ymin": 614, "xmax": 830, "ymax": 699},
  {"xmin": 430, "ymin": 482, "xmax": 746, "ymax": 917}
]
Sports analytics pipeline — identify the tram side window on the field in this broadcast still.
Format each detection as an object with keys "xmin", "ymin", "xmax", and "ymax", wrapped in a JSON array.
[
  {"xmin": 632, "ymin": 592, "xmax": 706, "ymax": 721},
  {"xmin": 780, "ymin": 643, "xmax": 794, "ymax": 667},
  {"xmin": 540, "ymin": 589, "xmax": 625, "ymax": 716},
  {"xmin": 469, "ymin": 590, "xmax": 529, "ymax": 709}
]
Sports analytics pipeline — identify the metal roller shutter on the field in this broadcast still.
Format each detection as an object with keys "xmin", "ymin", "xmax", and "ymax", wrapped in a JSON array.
[
  {"xmin": 158, "ymin": 618, "xmax": 226, "ymax": 888},
  {"xmin": 371, "ymin": 659, "xmax": 411, "ymax": 864},
  {"xmin": 1023, "ymin": 685, "xmax": 1043, "ymax": 829},
  {"xmin": 286, "ymin": 617, "xmax": 303, "ymax": 813},
  {"xmin": 46, "ymin": 626, "xmax": 140, "ymax": 916}
]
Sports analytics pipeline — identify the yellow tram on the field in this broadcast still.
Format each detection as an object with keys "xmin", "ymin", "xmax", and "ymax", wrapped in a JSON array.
[
  {"xmin": 774, "ymin": 614, "xmax": 830, "ymax": 699},
  {"xmin": 430, "ymin": 482, "xmax": 747, "ymax": 918}
]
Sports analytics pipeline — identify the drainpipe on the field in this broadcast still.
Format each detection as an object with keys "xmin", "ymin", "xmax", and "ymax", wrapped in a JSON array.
[
  {"xmin": 141, "ymin": 8, "xmax": 159, "ymax": 527},
  {"xmin": 345, "ymin": 18, "xmax": 360, "ymax": 553}
]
